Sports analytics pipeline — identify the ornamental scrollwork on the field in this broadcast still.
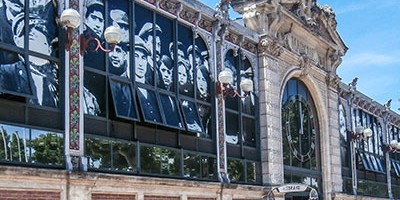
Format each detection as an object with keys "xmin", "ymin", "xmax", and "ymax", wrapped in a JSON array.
[{"xmin": 258, "ymin": 38, "xmax": 283, "ymax": 57}]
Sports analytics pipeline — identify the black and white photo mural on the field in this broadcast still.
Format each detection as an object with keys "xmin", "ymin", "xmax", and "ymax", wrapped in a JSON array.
[
  {"xmin": 0, "ymin": 0, "xmax": 59, "ymax": 108},
  {"xmin": 224, "ymin": 50, "xmax": 257, "ymax": 146},
  {"xmin": 83, "ymin": 0, "xmax": 105, "ymax": 70},
  {"xmin": 109, "ymin": 78, "xmax": 138, "ymax": 120}
]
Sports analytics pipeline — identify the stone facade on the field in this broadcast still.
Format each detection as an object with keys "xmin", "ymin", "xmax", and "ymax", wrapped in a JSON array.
[{"xmin": 0, "ymin": 0, "xmax": 399, "ymax": 200}]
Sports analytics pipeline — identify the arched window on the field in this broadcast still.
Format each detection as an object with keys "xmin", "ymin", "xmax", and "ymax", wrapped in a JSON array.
[
  {"xmin": 224, "ymin": 49, "xmax": 260, "ymax": 184},
  {"xmin": 282, "ymin": 78, "xmax": 321, "ymax": 193}
]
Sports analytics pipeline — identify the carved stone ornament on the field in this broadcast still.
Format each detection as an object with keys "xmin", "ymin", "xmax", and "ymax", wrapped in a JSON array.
[
  {"xmin": 258, "ymin": 38, "xmax": 283, "ymax": 57},
  {"xmin": 214, "ymin": 0, "xmax": 231, "ymax": 42},
  {"xmin": 299, "ymin": 53, "xmax": 309, "ymax": 76},
  {"xmin": 325, "ymin": 72, "xmax": 340, "ymax": 89}
]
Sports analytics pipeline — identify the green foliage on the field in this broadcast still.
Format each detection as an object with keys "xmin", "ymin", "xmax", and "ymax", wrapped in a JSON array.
[{"xmin": 30, "ymin": 133, "xmax": 64, "ymax": 165}]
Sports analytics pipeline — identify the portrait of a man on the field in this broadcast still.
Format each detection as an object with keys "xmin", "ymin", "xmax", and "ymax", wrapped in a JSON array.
[
  {"xmin": 135, "ymin": 35, "xmax": 162, "ymax": 123},
  {"xmin": 83, "ymin": 0, "xmax": 105, "ymax": 70},
  {"xmin": 108, "ymin": 44, "xmax": 129, "ymax": 78}
]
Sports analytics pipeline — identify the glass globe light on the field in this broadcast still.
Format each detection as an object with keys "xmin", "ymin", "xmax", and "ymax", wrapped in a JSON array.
[
  {"xmin": 240, "ymin": 78, "xmax": 253, "ymax": 93},
  {"xmin": 104, "ymin": 26, "xmax": 122, "ymax": 44},
  {"xmin": 60, "ymin": 9, "xmax": 81, "ymax": 29},
  {"xmin": 218, "ymin": 70, "xmax": 233, "ymax": 84}
]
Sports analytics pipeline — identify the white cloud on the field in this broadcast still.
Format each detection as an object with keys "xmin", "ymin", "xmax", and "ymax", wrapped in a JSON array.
[{"xmin": 343, "ymin": 52, "xmax": 400, "ymax": 67}]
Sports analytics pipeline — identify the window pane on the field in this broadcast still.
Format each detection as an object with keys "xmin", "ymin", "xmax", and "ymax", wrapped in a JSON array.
[
  {"xmin": 197, "ymin": 103, "xmax": 211, "ymax": 138},
  {"xmin": 111, "ymin": 140, "xmax": 136, "ymax": 172},
  {"xmin": 135, "ymin": 5, "xmax": 154, "ymax": 85},
  {"xmin": 156, "ymin": 14, "xmax": 174, "ymax": 91},
  {"xmin": 84, "ymin": 71, "xmax": 105, "ymax": 117},
  {"xmin": 195, "ymin": 37, "xmax": 210, "ymax": 72},
  {"xmin": 224, "ymin": 50, "xmax": 239, "ymax": 110},
  {"xmin": 86, "ymin": 137, "xmax": 111, "ymax": 169},
  {"xmin": 0, "ymin": 125, "xmax": 28, "ymax": 162},
  {"xmin": 243, "ymin": 117, "xmax": 255, "ymax": 147},
  {"xmin": 83, "ymin": 0, "xmax": 105, "ymax": 71},
  {"xmin": 30, "ymin": 129, "xmax": 63, "ymax": 166},
  {"xmin": 110, "ymin": 79, "xmax": 138, "ymax": 120},
  {"xmin": 177, "ymin": 24, "xmax": 193, "ymax": 97},
  {"xmin": 29, "ymin": 1, "xmax": 58, "ymax": 57},
  {"xmin": 140, "ymin": 146, "xmax": 180, "ymax": 176},
  {"xmin": 196, "ymin": 65, "xmax": 210, "ymax": 102},
  {"xmin": 181, "ymin": 100, "xmax": 203, "ymax": 133},
  {"xmin": 184, "ymin": 153, "xmax": 200, "ymax": 178},
  {"xmin": 226, "ymin": 112, "xmax": 239, "ymax": 144},
  {"xmin": 1, "ymin": 1, "xmax": 24, "ymax": 45},
  {"xmin": 109, "ymin": 1, "xmax": 129, "ymax": 44},
  {"xmin": 29, "ymin": 57, "xmax": 59, "ymax": 108},
  {"xmin": 246, "ymin": 162, "xmax": 256, "ymax": 183},
  {"xmin": 160, "ymin": 94, "xmax": 183, "ymax": 128},
  {"xmin": 201, "ymin": 156, "xmax": 217, "ymax": 180},
  {"xmin": 108, "ymin": 44, "xmax": 130, "ymax": 78},
  {"xmin": 228, "ymin": 159, "xmax": 244, "ymax": 182},
  {"xmin": 137, "ymin": 87, "xmax": 162, "ymax": 123},
  {"xmin": 0, "ymin": 51, "xmax": 33, "ymax": 97},
  {"xmin": 241, "ymin": 58, "xmax": 254, "ymax": 115}
]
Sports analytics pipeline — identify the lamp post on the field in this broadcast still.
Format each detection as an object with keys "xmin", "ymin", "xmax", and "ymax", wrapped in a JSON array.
[
  {"xmin": 347, "ymin": 77, "xmax": 373, "ymax": 195},
  {"xmin": 382, "ymin": 99, "xmax": 393, "ymax": 199}
]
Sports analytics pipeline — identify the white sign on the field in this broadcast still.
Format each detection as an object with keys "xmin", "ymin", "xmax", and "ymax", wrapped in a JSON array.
[{"xmin": 277, "ymin": 184, "xmax": 308, "ymax": 193}]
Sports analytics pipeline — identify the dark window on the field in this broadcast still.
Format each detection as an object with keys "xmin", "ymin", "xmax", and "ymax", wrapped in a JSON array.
[
  {"xmin": 109, "ymin": 77, "xmax": 139, "ymax": 121},
  {"xmin": 282, "ymin": 78, "xmax": 321, "ymax": 194},
  {"xmin": 224, "ymin": 49, "xmax": 259, "ymax": 184}
]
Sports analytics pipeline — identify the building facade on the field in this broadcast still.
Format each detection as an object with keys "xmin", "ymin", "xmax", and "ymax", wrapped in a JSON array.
[{"xmin": 0, "ymin": 0, "xmax": 399, "ymax": 199}]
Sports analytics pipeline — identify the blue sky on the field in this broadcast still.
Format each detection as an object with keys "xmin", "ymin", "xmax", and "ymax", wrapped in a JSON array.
[{"xmin": 202, "ymin": 0, "xmax": 400, "ymax": 113}]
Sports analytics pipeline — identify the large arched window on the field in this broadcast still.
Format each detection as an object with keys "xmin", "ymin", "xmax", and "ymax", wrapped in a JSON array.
[
  {"xmin": 224, "ymin": 49, "xmax": 260, "ymax": 184},
  {"xmin": 282, "ymin": 78, "xmax": 321, "ymax": 192}
]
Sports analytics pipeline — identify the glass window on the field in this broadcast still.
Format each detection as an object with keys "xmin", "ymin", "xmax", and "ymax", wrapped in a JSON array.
[
  {"xmin": 282, "ymin": 78, "xmax": 321, "ymax": 194},
  {"xmin": 0, "ymin": 0, "xmax": 59, "ymax": 108},
  {"xmin": 137, "ymin": 87, "xmax": 163, "ymax": 123},
  {"xmin": 30, "ymin": 129, "xmax": 64, "ymax": 166},
  {"xmin": 83, "ymin": 0, "xmax": 105, "ymax": 71},
  {"xmin": 0, "ymin": 124, "xmax": 63, "ymax": 166},
  {"xmin": 228, "ymin": 159, "xmax": 244, "ymax": 182},
  {"xmin": 109, "ymin": 78, "xmax": 139, "ymax": 120},
  {"xmin": 159, "ymin": 94, "xmax": 183, "ymax": 129},
  {"xmin": 84, "ymin": 71, "xmax": 105, "ymax": 117},
  {"xmin": 181, "ymin": 100, "xmax": 203, "ymax": 133},
  {"xmin": 140, "ymin": 145, "xmax": 180, "ymax": 176},
  {"xmin": 184, "ymin": 152, "xmax": 200, "ymax": 178}
]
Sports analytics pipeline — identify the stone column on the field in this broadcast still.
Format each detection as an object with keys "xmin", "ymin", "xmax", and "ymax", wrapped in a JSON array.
[{"xmin": 64, "ymin": 0, "xmax": 85, "ymax": 171}]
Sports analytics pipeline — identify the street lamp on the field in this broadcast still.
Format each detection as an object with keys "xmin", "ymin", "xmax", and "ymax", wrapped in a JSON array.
[
  {"xmin": 216, "ymin": 69, "xmax": 253, "ymax": 98},
  {"xmin": 60, "ymin": 8, "xmax": 122, "ymax": 54},
  {"xmin": 347, "ymin": 76, "xmax": 374, "ymax": 195}
]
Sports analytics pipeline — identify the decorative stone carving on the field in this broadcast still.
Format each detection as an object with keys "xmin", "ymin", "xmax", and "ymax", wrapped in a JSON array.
[
  {"xmin": 199, "ymin": 18, "xmax": 213, "ymax": 32},
  {"xmin": 159, "ymin": 0, "xmax": 180, "ymax": 15},
  {"xmin": 214, "ymin": 0, "xmax": 231, "ymax": 42},
  {"xmin": 326, "ymin": 72, "xmax": 341, "ymax": 89},
  {"xmin": 298, "ymin": 52, "xmax": 309, "ymax": 76},
  {"xmin": 242, "ymin": 39, "xmax": 257, "ymax": 54},
  {"xmin": 180, "ymin": 9, "xmax": 199, "ymax": 24},
  {"xmin": 258, "ymin": 38, "xmax": 283, "ymax": 57}
]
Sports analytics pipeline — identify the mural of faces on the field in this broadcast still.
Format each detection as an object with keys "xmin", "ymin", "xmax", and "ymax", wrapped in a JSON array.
[
  {"xmin": 84, "ymin": 2, "xmax": 105, "ymax": 38},
  {"xmin": 108, "ymin": 44, "xmax": 129, "ymax": 77}
]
